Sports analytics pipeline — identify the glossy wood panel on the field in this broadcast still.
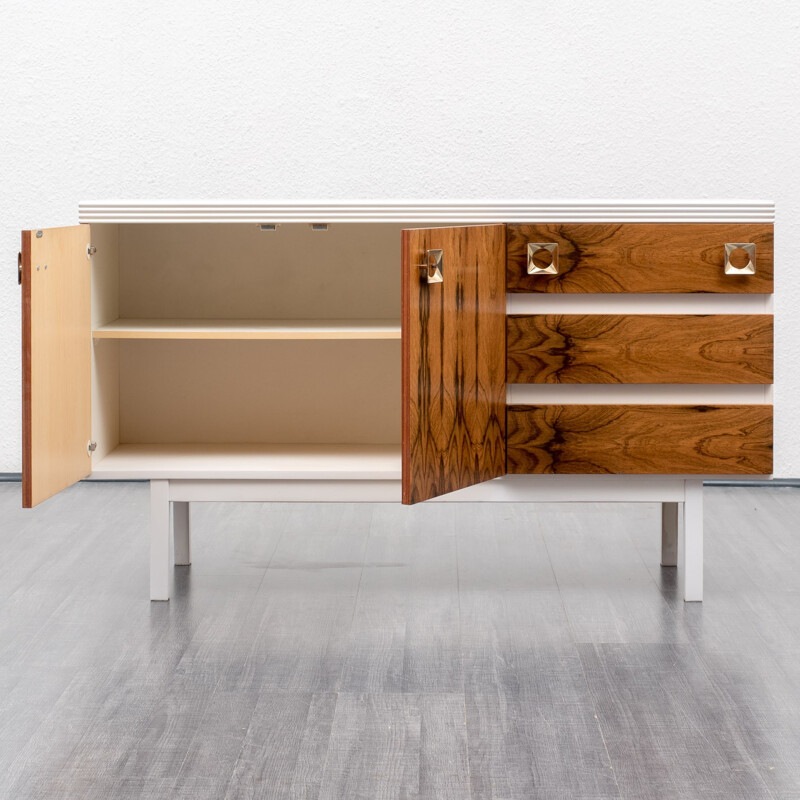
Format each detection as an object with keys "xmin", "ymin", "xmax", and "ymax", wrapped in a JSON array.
[
  {"xmin": 401, "ymin": 225, "xmax": 507, "ymax": 504},
  {"xmin": 507, "ymin": 223, "xmax": 774, "ymax": 293},
  {"xmin": 507, "ymin": 404, "xmax": 772, "ymax": 474},
  {"xmin": 22, "ymin": 225, "xmax": 92, "ymax": 507},
  {"xmin": 507, "ymin": 314, "xmax": 773, "ymax": 384}
]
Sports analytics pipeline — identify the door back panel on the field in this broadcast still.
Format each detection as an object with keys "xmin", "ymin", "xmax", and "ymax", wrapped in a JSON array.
[{"xmin": 22, "ymin": 225, "xmax": 92, "ymax": 507}]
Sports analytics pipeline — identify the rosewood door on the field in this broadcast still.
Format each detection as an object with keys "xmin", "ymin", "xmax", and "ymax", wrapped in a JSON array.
[
  {"xmin": 401, "ymin": 225, "xmax": 507, "ymax": 503},
  {"xmin": 21, "ymin": 225, "xmax": 92, "ymax": 507}
]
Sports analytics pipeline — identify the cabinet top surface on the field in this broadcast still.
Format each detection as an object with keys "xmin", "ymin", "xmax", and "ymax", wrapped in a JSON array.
[{"xmin": 77, "ymin": 200, "xmax": 776, "ymax": 224}]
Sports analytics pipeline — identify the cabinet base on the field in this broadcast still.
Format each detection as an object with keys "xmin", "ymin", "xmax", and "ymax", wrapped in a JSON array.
[{"xmin": 148, "ymin": 478, "xmax": 704, "ymax": 602}]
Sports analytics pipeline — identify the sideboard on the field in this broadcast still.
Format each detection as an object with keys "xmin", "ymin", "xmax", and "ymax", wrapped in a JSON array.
[{"xmin": 20, "ymin": 201, "xmax": 774, "ymax": 601}]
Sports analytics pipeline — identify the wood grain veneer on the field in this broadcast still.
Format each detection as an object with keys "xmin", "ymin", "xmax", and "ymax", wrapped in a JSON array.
[
  {"xmin": 22, "ymin": 226, "xmax": 93, "ymax": 507},
  {"xmin": 506, "ymin": 404, "xmax": 773, "ymax": 474},
  {"xmin": 402, "ymin": 225, "xmax": 507, "ymax": 503},
  {"xmin": 507, "ymin": 314, "xmax": 773, "ymax": 384},
  {"xmin": 507, "ymin": 223, "xmax": 774, "ymax": 293}
]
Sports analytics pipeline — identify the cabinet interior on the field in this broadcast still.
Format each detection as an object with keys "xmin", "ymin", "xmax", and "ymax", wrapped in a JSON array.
[{"xmin": 90, "ymin": 223, "xmax": 403, "ymax": 476}]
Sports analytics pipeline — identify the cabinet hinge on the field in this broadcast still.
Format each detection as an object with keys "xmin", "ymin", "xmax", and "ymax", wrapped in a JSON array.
[
  {"xmin": 87, "ymin": 245, "xmax": 97, "ymax": 257},
  {"xmin": 87, "ymin": 441, "xmax": 97, "ymax": 456}
]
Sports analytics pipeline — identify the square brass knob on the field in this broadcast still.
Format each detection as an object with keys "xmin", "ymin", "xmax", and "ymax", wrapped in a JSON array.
[
  {"xmin": 724, "ymin": 243, "xmax": 756, "ymax": 275},
  {"xmin": 419, "ymin": 249, "xmax": 443, "ymax": 284},
  {"xmin": 527, "ymin": 242, "xmax": 558, "ymax": 275}
]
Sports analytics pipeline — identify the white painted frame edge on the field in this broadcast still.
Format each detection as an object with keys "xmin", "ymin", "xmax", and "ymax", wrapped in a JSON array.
[
  {"xmin": 165, "ymin": 476, "xmax": 688, "ymax": 503},
  {"xmin": 78, "ymin": 200, "xmax": 775, "ymax": 224}
]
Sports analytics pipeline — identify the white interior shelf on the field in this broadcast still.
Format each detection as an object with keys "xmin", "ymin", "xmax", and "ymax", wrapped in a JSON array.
[
  {"xmin": 90, "ymin": 443, "xmax": 402, "ymax": 480},
  {"xmin": 92, "ymin": 318, "xmax": 402, "ymax": 340}
]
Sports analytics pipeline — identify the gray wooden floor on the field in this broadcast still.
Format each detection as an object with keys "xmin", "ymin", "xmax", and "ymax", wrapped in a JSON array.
[{"xmin": 1, "ymin": 482, "xmax": 799, "ymax": 799}]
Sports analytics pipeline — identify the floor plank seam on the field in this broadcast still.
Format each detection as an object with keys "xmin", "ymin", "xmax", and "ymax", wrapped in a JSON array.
[
  {"xmin": 536, "ymin": 511, "xmax": 579, "ymax": 645},
  {"xmin": 454, "ymin": 528, "xmax": 475, "ymax": 800},
  {"xmin": 574, "ymin": 645, "xmax": 625, "ymax": 800}
]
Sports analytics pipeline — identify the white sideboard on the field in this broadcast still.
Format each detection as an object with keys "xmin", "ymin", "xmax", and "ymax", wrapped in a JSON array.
[{"xmin": 20, "ymin": 201, "xmax": 775, "ymax": 600}]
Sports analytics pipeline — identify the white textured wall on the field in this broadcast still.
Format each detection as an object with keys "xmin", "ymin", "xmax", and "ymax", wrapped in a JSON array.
[{"xmin": 2, "ymin": 0, "xmax": 799, "ymax": 474}]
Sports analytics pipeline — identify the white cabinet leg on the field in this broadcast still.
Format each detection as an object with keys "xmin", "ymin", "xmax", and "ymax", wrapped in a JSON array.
[
  {"xmin": 150, "ymin": 480, "xmax": 171, "ymax": 601},
  {"xmin": 172, "ymin": 502, "xmax": 191, "ymax": 566},
  {"xmin": 661, "ymin": 502, "xmax": 679, "ymax": 567},
  {"xmin": 682, "ymin": 480, "xmax": 704, "ymax": 602}
]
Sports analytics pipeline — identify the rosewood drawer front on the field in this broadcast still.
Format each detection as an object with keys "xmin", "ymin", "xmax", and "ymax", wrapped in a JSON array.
[
  {"xmin": 507, "ymin": 223, "xmax": 774, "ymax": 293},
  {"xmin": 506, "ymin": 314, "xmax": 773, "ymax": 384},
  {"xmin": 506, "ymin": 405, "xmax": 773, "ymax": 475}
]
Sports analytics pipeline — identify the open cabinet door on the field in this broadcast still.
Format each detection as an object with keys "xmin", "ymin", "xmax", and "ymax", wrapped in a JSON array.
[
  {"xmin": 402, "ymin": 224, "xmax": 507, "ymax": 504},
  {"xmin": 22, "ymin": 225, "xmax": 92, "ymax": 507}
]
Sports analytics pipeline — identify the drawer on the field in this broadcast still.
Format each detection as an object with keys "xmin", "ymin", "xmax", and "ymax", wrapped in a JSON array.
[
  {"xmin": 507, "ymin": 314, "xmax": 773, "ymax": 384},
  {"xmin": 506, "ymin": 404, "xmax": 772, "ymax": 474},
  {"xmin": 507, "ymin": 223, "xmax": 774, "ymax": 293}
]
